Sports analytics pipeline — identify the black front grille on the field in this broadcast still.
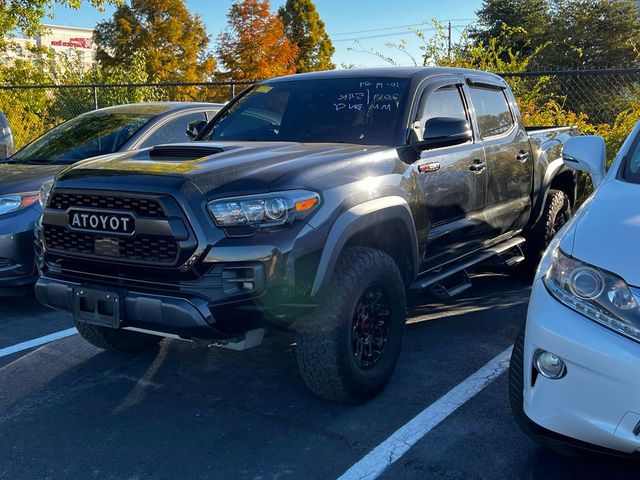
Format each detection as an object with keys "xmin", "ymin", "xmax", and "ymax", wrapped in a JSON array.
[
  {"xmin": 50, "ymin": 193, "xmax": 165, "ymax": 218},
  {"xmin": 43, "ymin": 226, "xmax": 179, "ymax": 265}
]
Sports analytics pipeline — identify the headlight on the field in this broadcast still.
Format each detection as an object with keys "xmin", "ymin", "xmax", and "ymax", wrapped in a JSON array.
[
  {"xmin": 207, "ymin": 190, "xmax": 320, "ymax": 228},
  {"xmin": 0, "ymin": 192, "xmax": 39, "ymax": 216},
  {"xmin": 39, "ymin": 180, "xmax": 54, "ymax": 208},
  {"xmin": 543, "ymin": 249, "xmax": 640, "ymax": 342}
]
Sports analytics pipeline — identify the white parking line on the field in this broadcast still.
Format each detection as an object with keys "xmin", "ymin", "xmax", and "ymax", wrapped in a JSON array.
[
  {"xmin": 0, "ymin": 328, "xmax": 78, "ymax": 358},
  {"xmin": 337, "ymin": 345, "xmax": 514, "ymax": 480}
]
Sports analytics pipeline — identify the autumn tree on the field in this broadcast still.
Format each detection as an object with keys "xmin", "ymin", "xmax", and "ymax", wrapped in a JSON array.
[
  {"xmin": 278, "ymin": 0, "xmax": 334, "ymax": 72},
  {"xmin": 0, "ymin": 0, "xmax": 118, "ymax": 51},
  {"xmin": 93, "ymin": 0, "xmax": 216, "ymax": 83},
  {"xmin": 216, "ymin": 0, "xmax": 298, "ymax": 81}
]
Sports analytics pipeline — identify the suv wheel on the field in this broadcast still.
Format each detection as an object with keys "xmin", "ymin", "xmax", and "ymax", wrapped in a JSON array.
[
  {"xmin": 520, "ymin": 189, "xmax": 571, "ymax": 276},
  {"xmin": 74, "ymin": 320, "xmax": 162, "ymax": 353},
  {"xmin": 296, "ymin": 247, "xmax": 406, "ymax": 403}
]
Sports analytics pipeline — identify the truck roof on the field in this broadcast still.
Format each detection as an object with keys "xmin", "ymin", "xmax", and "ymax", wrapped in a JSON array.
[{"xmin": 263, "ymin": 66, "xmax": 505, "ymax": 84}]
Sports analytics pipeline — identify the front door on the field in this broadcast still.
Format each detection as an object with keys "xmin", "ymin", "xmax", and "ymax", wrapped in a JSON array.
[{"xmin": 415, "ymin": 82, "xmax": 488, "ymax": 271}]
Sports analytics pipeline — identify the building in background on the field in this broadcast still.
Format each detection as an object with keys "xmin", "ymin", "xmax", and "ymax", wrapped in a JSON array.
[{"xmin": 2, "ymin": 25, "xmax": 96, "ymax": 68}]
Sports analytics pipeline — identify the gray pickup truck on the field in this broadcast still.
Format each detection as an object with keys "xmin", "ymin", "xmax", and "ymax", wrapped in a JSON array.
[{"xmin": 36, "ymin": 67, "xmax": 578, "ymax": 403}]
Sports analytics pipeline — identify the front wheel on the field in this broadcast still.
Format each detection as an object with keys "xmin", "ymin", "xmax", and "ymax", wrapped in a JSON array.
[
  {"xmin": 509, "ymin": 328, "xmax": 585, "ymax": 457},
  {"xmin": 296, "ymin": 247, "xmax": 406, "ymax": 404}
]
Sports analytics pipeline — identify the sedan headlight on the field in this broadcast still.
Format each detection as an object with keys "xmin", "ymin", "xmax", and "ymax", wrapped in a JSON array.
[
  {"xmin": 543, "ymin": 248, "xmax": 640, "ymax": 342},
  {"xmin": 39, "ymin": 180, "xmax": 54, "ymax": 208},
  {"xmin": 207, "ymin": 190, "xmax": 320, "ymax": 228},
  {"xmin": 0, "ymin": 192, "xmax": 39, "ymax": 216}
]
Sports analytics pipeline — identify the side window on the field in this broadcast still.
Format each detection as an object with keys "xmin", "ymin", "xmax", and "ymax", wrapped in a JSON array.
[
  {"xmin": 140, "ymin": 112, "xmax": 207, "ymax": 148},
  {"xmin": 418, "ymin": 85, "xmax": 469, "ymax": 140},
  {"xmin": 421, "ymin": 85, "xmax": 468, "ymax": 122},
  {"xmin": 468, "ymin": 86, "xmax": 514, "ymax": 138}
]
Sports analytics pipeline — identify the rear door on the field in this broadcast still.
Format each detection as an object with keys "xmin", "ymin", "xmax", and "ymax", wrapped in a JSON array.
[
  {"xmin": 466, "ymin": 81, "xmax": 533, "ymax": 238},
  {"xmin": 414, "ymin": 79, "xmax": 488, "ymax": 270}
]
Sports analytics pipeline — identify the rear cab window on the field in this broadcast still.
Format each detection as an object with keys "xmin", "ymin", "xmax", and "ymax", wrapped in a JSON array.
[{"xmin": 468, "ymin": 86, "xmax": 515, "ymax": 139}]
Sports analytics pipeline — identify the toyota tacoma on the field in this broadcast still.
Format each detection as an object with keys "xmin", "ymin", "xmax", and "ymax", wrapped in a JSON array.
[{"xmin": 35, "ymin": 67, "xmax": 578, "ymax": 403}]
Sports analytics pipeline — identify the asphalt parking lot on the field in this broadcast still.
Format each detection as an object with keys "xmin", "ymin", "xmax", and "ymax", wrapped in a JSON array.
[{"xmin": 1, "ymin": 272, "xmax": 638, "ymax": 480}]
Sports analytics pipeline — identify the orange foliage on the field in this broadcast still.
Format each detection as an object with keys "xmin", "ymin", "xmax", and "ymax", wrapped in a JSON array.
[{"xmin": 216, "ymin": 0, "xmax": 299, "ymax": 81}]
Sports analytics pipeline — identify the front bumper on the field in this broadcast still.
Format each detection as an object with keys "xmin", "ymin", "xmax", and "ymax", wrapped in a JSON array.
[
  {"xmin": 0, "ymin": 206, "xmax": 40, "ymax": 289},
  {"xmin": 35, "ymin": 276, "xmax": 239, "ymax": 340},
  {"xmin": 523, "ymin": 279, "xmax": 640, "ymax": 454}
]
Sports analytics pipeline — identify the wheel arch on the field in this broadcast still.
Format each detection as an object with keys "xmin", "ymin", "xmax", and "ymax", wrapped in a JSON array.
[
  {"xmin": 530, "ymin": 158, "xmax": 577, "ymax": 229},
  {"xmin": 310, "ymin": 196, "xmax": 419, "ymax": 298}
]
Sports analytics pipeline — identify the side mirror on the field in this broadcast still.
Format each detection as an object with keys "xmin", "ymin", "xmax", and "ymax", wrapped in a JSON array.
[
  {"xmin": 415, "ymin": 117, "xmax": 472, "ymax": 151},
  {"xmin": 562, "ymin": 135, "xmax": 606, "ymax": 188},
  {"xmin": 186, "ymin": 119, "xmax": 208, "ymax": 140}
]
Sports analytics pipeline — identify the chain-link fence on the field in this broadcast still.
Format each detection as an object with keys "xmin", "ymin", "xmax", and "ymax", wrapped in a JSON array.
[
  {"xmin": 3, "ymin": 69, "xmax": 640, "ymax": 150},
  {"xmin": 501, "ymin": 68, "xmax": 640, "ymax": 125},
  {"xmin": 0, "ymin": 80, "xmax": 253, "ymax": 148}
]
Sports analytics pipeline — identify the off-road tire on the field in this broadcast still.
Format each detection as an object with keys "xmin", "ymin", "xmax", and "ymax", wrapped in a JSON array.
[
  {"xmin": 509, "ymin": 328, "xmax": 586, "ymax": 457},
  {"xmin": 519, "ymin": 189, "xmax": 571, "ymax": 277},
  {"xmin": 74, "ymin": 320, "xmax": 161, "ymax": 353},
  {"xmin": 296, "ymin": 247, "xmax": 406, "ymax": 404}
]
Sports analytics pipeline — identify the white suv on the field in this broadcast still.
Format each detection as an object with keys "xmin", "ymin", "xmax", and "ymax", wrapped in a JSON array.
[{"xmin": 510, "ymin": 126, "xmax": 640, "ymax": 456}]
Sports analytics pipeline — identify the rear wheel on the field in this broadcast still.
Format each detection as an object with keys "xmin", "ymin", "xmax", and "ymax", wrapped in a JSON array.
[
  {"xmin": 74, "ymin": 320, "xmax": 161, "ymax": 353},
  {"xmin": 296, "ymin": 247, "xmax": 406, "ymax": 404},
  {"xmin": 519, "ymin": 189, "xmax": 571, "ymax": 277}
]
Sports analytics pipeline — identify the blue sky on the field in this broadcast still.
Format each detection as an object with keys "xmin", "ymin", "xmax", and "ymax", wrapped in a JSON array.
[{"xmin": 50, "ymin": 0, "xmax": 484, "ymax": 68}]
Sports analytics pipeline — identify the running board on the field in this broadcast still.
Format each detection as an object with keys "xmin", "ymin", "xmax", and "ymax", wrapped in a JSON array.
[
  {"xmin": 410, "ymin": 236, "xmax": 526, "ymax": 292},
  {"xmin": 430, "ymin": 270, "xmax": 472, "ymax": 300}
]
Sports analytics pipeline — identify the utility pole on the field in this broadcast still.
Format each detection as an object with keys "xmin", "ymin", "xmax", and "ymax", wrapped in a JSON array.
[{"xmin": 447, "ymin": 21, "xmax": 452, "ymax": 59}]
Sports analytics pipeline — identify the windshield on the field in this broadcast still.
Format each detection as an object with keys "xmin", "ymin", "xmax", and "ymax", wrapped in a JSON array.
[
  {"xmin": 7, "ymin": 111, "xmax": 154, "ymax": 165},
  {"xmin": 202, "ymin": 77, "xmax": 410, "ymax": 146},
  {"xmin": 622, "ymin": 135, "xmax": 640, "ymax": 184}
]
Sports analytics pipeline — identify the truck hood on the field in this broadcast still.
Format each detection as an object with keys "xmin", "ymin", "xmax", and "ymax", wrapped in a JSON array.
[
  {"xmin": 570, "ymin": 179, "xmax": 640, "ymax": 287},
  {"xmin": 0, "ymin": 163, "xmax": 61, "ymax": 194},
  {"xmin": 59, "ymin": 142, "xmax": 393, "ymax": 195}
]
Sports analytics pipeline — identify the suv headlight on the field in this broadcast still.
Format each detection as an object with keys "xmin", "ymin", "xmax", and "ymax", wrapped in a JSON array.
[
  {"xmin": 207, "ymin": 190, "xmax": 320, "ymax": 228},
  {"xmin": 0, "ymin": 192, "xmax": 39, "ymax": 216},
  {"xmin": 39, "ymin": 180, "xmax": 54, "ymax": 208},
  {"xmin": 543, "ymin": 248, "xmax": 640, "ymax": 342}
]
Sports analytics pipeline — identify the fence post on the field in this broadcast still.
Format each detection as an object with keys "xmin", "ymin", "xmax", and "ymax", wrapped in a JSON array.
[
  {"xmin": 92, "ymin": 86, "xmax": 98, "ymax": 110},
  {"xmin": 230, "ymin": 83, "xmax": 235, "ymax": 100}
]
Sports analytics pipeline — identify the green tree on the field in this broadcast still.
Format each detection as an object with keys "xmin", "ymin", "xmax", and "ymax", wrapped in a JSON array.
[
  {"xmin": 542, "ymin": 0, "xmax": 640, "ymax": 68},
  {"xmin": 0, "ymin": 0, "xmax": 118, "ymax": 51},
  {"xmin": 471, "ymin": 0, "xmax": 550, "ymax": 60},
  {"xmin": 216, "ymin": 0, "xmax": 298, "ymax": 80},
  {"xmin": 93, "ymin": 0, "xmax": 216, "ymax": 84},
  {"xmin": 277, "ymin": 0, "xmax": 334, "ymax": 72},
  {"xmin": 473, "ymin": 0, "xmax": 640, "ymax": 69}
]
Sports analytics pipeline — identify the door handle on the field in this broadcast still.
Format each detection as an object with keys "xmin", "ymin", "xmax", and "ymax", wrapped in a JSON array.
[
  {"xmin": 469, "ymin": 159, "xmax": 487, "ymax": 173},
  {"xmin": 516, "ymin": 151, "xmax": 530, "ymax": 162}
]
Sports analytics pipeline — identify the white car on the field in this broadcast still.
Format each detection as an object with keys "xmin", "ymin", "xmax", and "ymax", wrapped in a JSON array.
[{"xmin": 509, "ymin": 126, "xmax": 640, "ymax": 457}]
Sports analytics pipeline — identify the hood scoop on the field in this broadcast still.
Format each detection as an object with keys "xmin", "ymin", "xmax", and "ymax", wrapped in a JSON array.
[{"xmin": 149, "ymin": 145, "xmax": 224, "ymax": 161}]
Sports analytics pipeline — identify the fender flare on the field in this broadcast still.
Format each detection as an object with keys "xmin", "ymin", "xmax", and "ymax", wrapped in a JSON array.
[
  {"xmin": 530, "ymin": 157, "xmax": 575, "ymax": 228},
  {"xmin": 310, "ymin": 196, "xmax": 419, "ymax": 298}
]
